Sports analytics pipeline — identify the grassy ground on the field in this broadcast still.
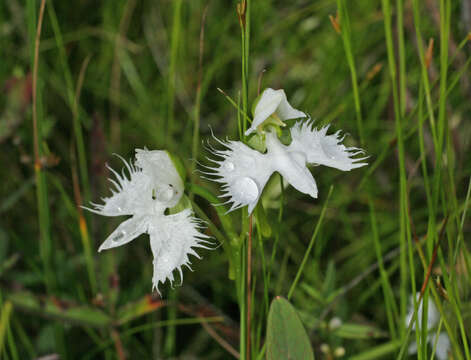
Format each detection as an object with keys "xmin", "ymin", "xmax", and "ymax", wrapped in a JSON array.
[{"xmin": 1, "ymin": 0, "xmax": 470, "ymax": 359}]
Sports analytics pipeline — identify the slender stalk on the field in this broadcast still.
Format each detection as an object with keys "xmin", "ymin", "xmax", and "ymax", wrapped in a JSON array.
[
  {"xmin": 30, "ymin": 1, "xmax": 67, "ymax": 357},
  {"xmin": 337, "ymin": 0, "xmax": 364, "ymax": 143},
  {"xmin": 287, "ymin": 186, "xmax": 333, "ymax": 300},
  {"xmin": 397, "ymin": 219, "xmax": 465, "ymax": 360},
  {"xmin": 247, "ymin": 214, "xmax": 253, "ymax": 360},
  {"xmin": 411, "ymin": 0, "xmax": 438, "ymax": 148},
  {"xmin": 396, "ymin": 0, "xmax": 406, "ymax": 117},
  {"xmin": 369, "ymin": 198, "xmax": 398, "ymax": 339},
  {"xmin": 337, "ymin": 1, "xmax": 402, "ymax": 342},
  {"xmin": 71, "ymin": 156, "xmax": 97, "ymax": 294},
  {"xmin": 166, "ymin": 3, "xmax": 183, "ymax": 353},
  {"xmin": 110, "ymin": 0, "xmax": 137, "ymax": 146},
  {"xmin": 72, "ymin": 56, "xmax": 97, "ymax": 295},
  {"xmin": 217, "ymin": 88, "xmax": 252, "ymax": 125},
  {"xmin": 167, "ymin": 0, "xmax": 183, "ymax": 145},
  {"xmin": 47, "ymin": 2, "xmax": 91, "ymax": 204},
  {"xmin": 239, "ymin": 233, "xmax": 247, "ymax": 360},
  {"xmin": 31, "ymin": 0, "xmax": 55, "ymax": 295},
  {"xmin": 237, "ymin": 2, "xmax": 250, "ymax": 359},
  {"xmin": 381, "ymin": 0, "xmax": 409, "ymax": 336},
  {"xmin": 191, "ymin": 6, "xmax": 209, "ymax": 188}
]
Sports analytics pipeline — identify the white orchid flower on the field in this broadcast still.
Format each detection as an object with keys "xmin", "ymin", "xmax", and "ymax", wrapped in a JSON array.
[
  {"xmin": 205, "ymin": 120, "xmax": 367, "ymax": 214},
  {"xmin": 84, "ymin": 149, "xmax": 211, "ymax": 294},
  {"xmin": 405, "ymin": 293, "xmax": 451, "ymax": 360},
  {"xmin": 245, "ymin": 88, "xmax": 306, "ymax": 136}
]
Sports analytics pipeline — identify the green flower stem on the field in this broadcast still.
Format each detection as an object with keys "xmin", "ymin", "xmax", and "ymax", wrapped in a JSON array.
[{"xmin": 287, "ymin": 185, "xmax": 333, "ymax": 300}]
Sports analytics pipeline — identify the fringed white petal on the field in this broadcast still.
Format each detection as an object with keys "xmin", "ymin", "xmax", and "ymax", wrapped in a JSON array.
[
  {"xmin": 98, "ymin": 215, "xmax": 148, "ymax": 252},
  {"xmin": 85, "ymin": 149, "xmax": 184, "ymax": 216},
  {"xmin": 245, "ymin": 88, "xmax": 306, "ymax": 136},
  {"xmin": 204, "ymin": 137, "xmax": 273, "ymax": 215},
  {"xmin": 147, "ymin": 209, "xmax": 212, "ymax": 294},
  {"xmin": 289, "ymin": 120, "xmax": 368, "ymax": 171},
  {"xmin": 265, "ymin": 131, "xmax": 318, "ymax": 199}
]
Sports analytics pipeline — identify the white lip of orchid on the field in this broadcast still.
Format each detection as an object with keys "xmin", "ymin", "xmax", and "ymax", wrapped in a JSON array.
[
  {"xmin": 83, "ymin": 149, "xmax": 212, "ymax": 295},
  {"xmin": 203, "ymin": 119, "xmax": 367, "ymax": 215},
  {"xmin": 405, "ymin": 292, "xmax": 451, "ymax": 360},
  {"xmin": 245, "ymin": 88, "xmax": 306, "ymax": 136}
]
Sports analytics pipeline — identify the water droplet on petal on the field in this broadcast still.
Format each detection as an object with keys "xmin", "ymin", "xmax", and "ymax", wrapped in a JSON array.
[
  {"xmin": 233, "ymin": 177, "xmax": 259, "ymax": 203},
  {"xmin": 113, "ymin": 231, "xmax": 126, "ymax": 242},
  {"xmin": 224, "ymin": 161, "xmax": 235, "ymax": 172},
  {"xmin": 322, "ymin": 143, "xmax": 338, "ymax": 161},
  {"xmin": 157, "ymin": 185, "xmax": 175, "ymax": 202}
]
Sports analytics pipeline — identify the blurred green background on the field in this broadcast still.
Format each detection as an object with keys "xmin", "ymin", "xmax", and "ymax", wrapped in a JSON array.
[{"xmin": 1, "ymin": 0, "xmax": 470, "ymax": 359}]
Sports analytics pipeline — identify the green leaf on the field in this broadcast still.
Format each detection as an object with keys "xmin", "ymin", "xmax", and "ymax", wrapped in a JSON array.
[
  {"xmin": 116, "ymin": 295, "xmax": 166, "ymax": 326},
  {"xmin": 0, "ymin": 301, "xmax": 12, "ymax": 353},
  {"xmin": 254, "ymin": 202, "xmax": 272, "ymax": 238},
  {"xmin": 8, "ymin": 291, "xmax": 111, "ymax": 328},
  {"xmin": 349, "ymin": 340, "xmax": 401, "ymax": 360},
  {"xmin": 333, "ymin": 323, "xmax": 388, "ymax": 339},
  {"xmin": 266, "ymin": 297, "xmax": 314, "ymax": 360}
]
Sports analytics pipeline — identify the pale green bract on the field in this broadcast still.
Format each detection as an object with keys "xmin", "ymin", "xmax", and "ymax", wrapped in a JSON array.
[{"xmin": 84, "ymin": 149, "xmax": 211, "ymax": 295}]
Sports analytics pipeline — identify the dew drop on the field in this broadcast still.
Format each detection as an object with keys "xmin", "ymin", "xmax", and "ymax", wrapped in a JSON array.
[
  {"xmin": 232, "ymin": 177, "xmax": 259, "ymax": 203},
  {"xmin": 322, "ymin": 144, "xmax": 338, "ymax": 161},
  {"xmin": 113, "ymin": 231, "xmax": 126, "ymax": 242},
  {"xmin": 157, "ymin": 185, "xmax": 175, "ymax": 202},
  {"xmin": 224, "ymin": 161, "xmax": 235, "ymax": 172}
]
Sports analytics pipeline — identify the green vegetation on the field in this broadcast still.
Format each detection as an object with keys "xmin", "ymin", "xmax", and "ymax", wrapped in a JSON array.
[{"xmin": 1, "ymin": 0, "xmax": 470, "ymax": 358}]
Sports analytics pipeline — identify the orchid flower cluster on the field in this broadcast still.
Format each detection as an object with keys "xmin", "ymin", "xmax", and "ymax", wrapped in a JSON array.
[
  {"xmin": 86, "ymin": 88, "xmax": 367, "ymax": 295},
  {"xmin": 204, "ymin": 88, "xmax": 367, "ymax": 214},
  {"xmin": 85, "ymin": 149, "xmax": 211, "ymax": 294},
  {"xmin": 405, "ymin": 293, "xmax": 450, "ymax": 360}
]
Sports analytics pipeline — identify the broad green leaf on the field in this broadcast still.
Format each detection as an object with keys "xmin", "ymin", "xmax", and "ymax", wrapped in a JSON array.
[
  {"xmin": 117, "ymin": 295, "xmax": 166, "ymax": 325},
  {"xmin": 0, "ymin": 301, "xmax": 12, "ymax": 353},
  {"xmin": 8, "ymin": 291, "xmax": 110, "ymax": 328},
  {"xmin": 266, "ymin": 297, "xmax": 314, "ymax": 360},
  {"xmin": 349, "ymin": 340, "xmax": 401, "ymax": 360},
  {"xmin": 333, "ymin": 322, "xmax": 388, "ymax": 339}
]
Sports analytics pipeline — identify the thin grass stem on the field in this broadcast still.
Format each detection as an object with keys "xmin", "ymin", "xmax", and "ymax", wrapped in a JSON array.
[{"xmin": 287, "ymin": 185, "xmax": 333, "ymax": 300}]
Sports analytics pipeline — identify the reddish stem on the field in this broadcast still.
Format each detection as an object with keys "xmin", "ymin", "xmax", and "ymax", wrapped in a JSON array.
[{"xmin": 247, "ymin": 214, "xmax": 253, "ymax": 360}]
